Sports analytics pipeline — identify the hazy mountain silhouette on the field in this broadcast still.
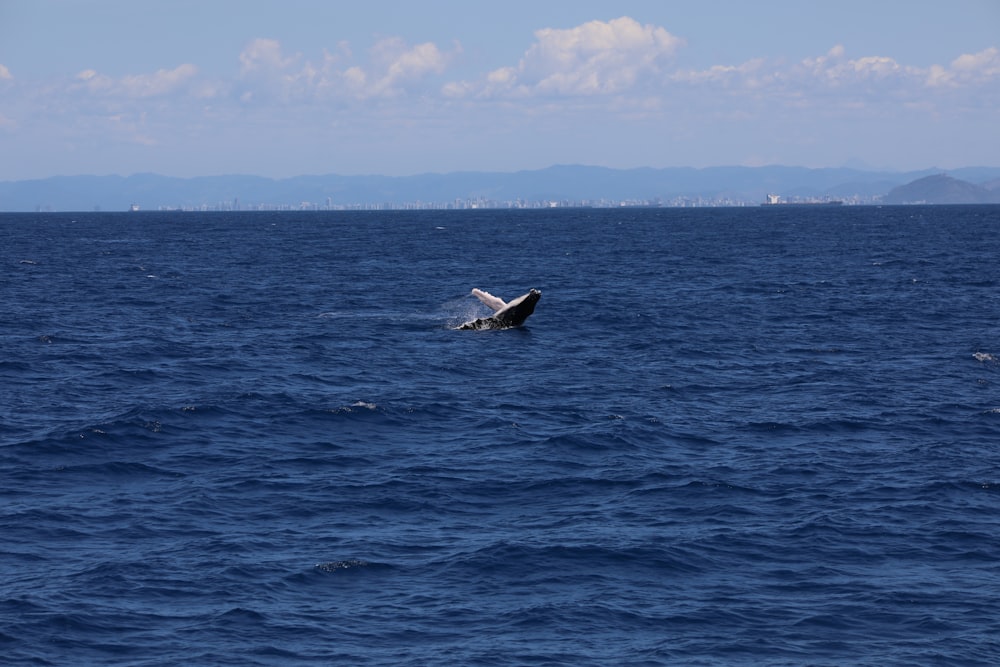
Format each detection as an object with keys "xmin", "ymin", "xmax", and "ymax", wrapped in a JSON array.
[
  {"xmin": 882, "ymin": 174, "xmax": 1000, "ymax": 205},
  {"xmin": 4, "ymin": 165, "xmax": 1000, "ymax": 211}
]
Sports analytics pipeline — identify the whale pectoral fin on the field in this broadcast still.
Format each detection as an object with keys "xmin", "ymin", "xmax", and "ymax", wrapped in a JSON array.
[{"xmin": 471, "ymin": 288, "xmax": 506, "ymax": 312}]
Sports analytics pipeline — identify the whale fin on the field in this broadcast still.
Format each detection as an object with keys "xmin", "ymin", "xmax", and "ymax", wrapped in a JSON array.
[
  {"xmin": 459, "ymin": 289, "xmax": 541, "ymax": 330},
  {"xmin": 471, "ymin": 288, "xmax": 506, "ymax": 312}
]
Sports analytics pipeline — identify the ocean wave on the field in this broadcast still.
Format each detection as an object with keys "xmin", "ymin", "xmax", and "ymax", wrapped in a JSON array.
[{"xmin": 5, "ymin": 207, "xmax": 1000, "ymax": 665}]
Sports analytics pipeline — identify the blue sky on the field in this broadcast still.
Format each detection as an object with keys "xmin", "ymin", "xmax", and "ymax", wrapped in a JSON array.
[{"xmin": 1, "ymin": 0, "xmax": 998, "ymax": 179}]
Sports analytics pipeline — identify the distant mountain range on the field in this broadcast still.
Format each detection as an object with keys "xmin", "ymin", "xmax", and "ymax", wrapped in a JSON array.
[
  {"xmin": 882, "ymin": 174, "xmax": 1000, "ymax": 204},
  {"xmin": 3, "ymin": 165, "xmax": 1000, "ymax": 211}
]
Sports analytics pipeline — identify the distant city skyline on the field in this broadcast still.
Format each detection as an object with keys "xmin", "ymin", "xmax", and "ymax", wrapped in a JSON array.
[
  {"xmin": 1, "ymin": 1, "xmax": 998, "ymax": 180},
  {"xmin": 7, "ymin": 165, "xmax": 999, "ymax": 213}
]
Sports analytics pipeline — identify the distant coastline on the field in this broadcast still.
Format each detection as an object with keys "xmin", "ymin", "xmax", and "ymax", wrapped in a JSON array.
[{"xmin": 3, "ymin": 165, "xmax": 1000, "ymax": 212}]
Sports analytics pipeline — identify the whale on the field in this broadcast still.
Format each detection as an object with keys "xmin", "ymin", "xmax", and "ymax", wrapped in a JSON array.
[{"xmin": 459, "ymin": 288, "xmax": 541, "ymax": 330}]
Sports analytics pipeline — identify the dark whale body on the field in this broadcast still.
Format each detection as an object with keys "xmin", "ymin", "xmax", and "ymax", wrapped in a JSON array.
[{"xmin": 459, "ymin": 289, "xmax": 541, "ymax": 330}]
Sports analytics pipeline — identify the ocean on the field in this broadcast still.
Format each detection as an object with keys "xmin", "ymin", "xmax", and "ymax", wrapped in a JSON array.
[{"xmin": 2, "ymin": 205, "xmax": 1000, "ymax": 666}]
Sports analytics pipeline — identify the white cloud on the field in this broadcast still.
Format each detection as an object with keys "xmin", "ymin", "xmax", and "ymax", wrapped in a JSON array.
[
  {"xmin": 235, "ymin": 38, "xmax": 303, "ymax": 101},
  {"xmin": 120, "ymin": 64, "xmax": 199, "ymax": 97},
  {"xmin": 235, "ymin": 36, "xmax": 456, "ymax": 101},
  {"xmin": 673, "ymin": 43, "xmax": 993, "ymax": 109},
  {"xmin": 354, "ymin": 34, "xmax": 1000, "ymax": 109},
  {"xmin": 850, "ymin": 56, "xmax": 901, "ymax": 78},
  {"xmin": 672, "ymin": 58, "xmax": 768, "ymax": 88},
  {"xmin": 71, "ymin": 64, "xmax": 198, "ymax": 97},
  {"xmin": 361, "ymin": 37, "xmax": 452, "ymax": 97},
  {"xmin": 453, "ymin": 16, "xmax": 684, "ymax": 98},
  {"xmin": 795, "ymin": 44, "xmax": 1000, "ymax": 94},
  {"xmin": 6, "ymin": 23, "xmax": 999, "ymax": 179},
  {"xmin": 524, "ymin": 16, "xmax": 682, "ymax": 94},
  {"xmin": 240, "ymin": 38, "xmax": 298, "ymax": 75},
  {"xmin": 801, "ymin": 44, "xmax": 846, "ymax": 78},
  {"xmin": 46, "ymin": 30, "xmax": 1000, "ymax": 117},
  {"xmin": 441, "ymin": 79, "xmax": 473, "ymax": 98},
  {"xmin": 927, "ymin": 47, "xmax": 1000, "ymax": 86},
  {"xmin": 952, "ymin": 46, "xmax": 1000, "ymax": 75},
  {"xmin": 797, "ymin": 45, "xmax": 911, "ymax": 88}
]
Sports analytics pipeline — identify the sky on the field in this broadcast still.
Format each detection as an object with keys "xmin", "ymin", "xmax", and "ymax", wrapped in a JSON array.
[{"xmin": 1, "ymin": 0, "xmax": 999, "ymax": 180}]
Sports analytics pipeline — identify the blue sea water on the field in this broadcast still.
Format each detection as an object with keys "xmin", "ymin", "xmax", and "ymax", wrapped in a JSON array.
[{"xmin": 2, "ymin": 205, "xmax": 1000, "ymax": 666}]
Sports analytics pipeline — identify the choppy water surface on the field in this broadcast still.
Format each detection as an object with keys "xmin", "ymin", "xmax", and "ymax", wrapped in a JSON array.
[{"xmin": 3, "ymin": 206, "xmax": 1000, "ymax": 665}]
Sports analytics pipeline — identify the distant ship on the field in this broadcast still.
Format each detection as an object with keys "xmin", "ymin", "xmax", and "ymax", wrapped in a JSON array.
[
  {"xmin": 763, "ymin": 194, "xmax": 842, "ymax": 206},
  {"xmin": 129, "ymin": 204, "xmax": 140, "ymax": 212}
]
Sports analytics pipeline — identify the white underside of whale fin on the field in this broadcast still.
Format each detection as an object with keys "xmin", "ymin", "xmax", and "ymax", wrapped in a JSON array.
[{"xmin": 471, "ymin": 288, "xmax": 506, "ymax": 312}]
